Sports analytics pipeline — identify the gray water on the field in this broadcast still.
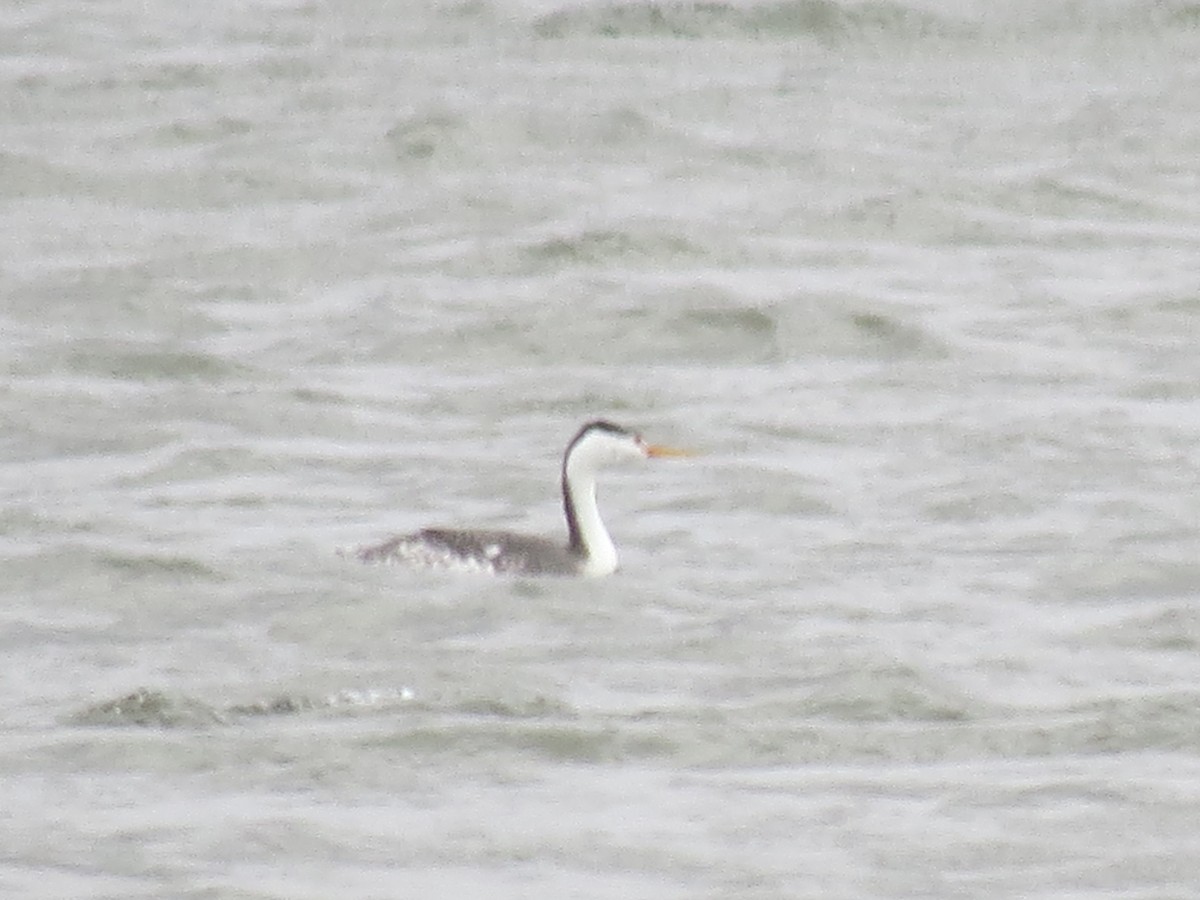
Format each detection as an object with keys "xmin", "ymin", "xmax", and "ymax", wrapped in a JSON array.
[{"xmin": 4, "ymin": 1, "xmax": 1200, "ymax": 896}]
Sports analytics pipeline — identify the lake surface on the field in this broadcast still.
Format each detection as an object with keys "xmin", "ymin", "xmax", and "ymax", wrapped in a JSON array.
[{"xmin": 3, "ymin": 1, "xmax": 1200, "ymax": 896}]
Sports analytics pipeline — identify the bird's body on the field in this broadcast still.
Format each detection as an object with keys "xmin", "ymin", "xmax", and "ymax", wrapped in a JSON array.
[
  {"xmin": 352, "ymin": 420, "xmax": 688, "ymax": 577},
  {"xmin": 356, "ymin": 528, "xmax": 581, "ymax": 576}
]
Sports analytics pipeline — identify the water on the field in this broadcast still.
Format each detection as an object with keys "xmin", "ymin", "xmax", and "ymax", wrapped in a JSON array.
[{"xmin": 4, "ymin": 1, "xmax": 1200, "ymax": 896}]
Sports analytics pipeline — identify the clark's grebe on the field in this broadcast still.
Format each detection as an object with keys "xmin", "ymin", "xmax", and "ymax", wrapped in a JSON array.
[{"xmin": 352, "ymin": 420, "xmax": 690, "ymax": 577}]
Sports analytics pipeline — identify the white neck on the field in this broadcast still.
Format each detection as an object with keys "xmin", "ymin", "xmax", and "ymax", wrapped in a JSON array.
[{"xmin": 564, "ymin": 462, "xmax": 618, "ymax": 577}]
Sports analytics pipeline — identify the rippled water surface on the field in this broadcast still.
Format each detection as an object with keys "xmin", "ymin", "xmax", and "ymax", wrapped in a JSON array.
[{"xmin": 4, "ymin": 1, "xmax": 1200, "ymax": 897}]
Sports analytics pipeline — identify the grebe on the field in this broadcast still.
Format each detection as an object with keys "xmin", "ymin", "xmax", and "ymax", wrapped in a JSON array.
[{"xmin": 352, "ymin": 420, "xmax": 689, "ymax": 576}]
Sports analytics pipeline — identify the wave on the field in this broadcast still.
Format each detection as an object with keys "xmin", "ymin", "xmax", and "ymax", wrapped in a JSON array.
[
  {"xmin": 529, "ymin": 0, "xmax": 1200, "ymax": 41},
  {"xmin": 68, "ymin": 685, "xmax": 419, "ymax": 729},
  {"xmin": 532, "ymin": 0, "xmax": 957, "ymax": 40},
  {"xmin": 65, "ymin": 682, "xmax": 1200, "ymax": 765}
]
